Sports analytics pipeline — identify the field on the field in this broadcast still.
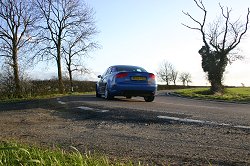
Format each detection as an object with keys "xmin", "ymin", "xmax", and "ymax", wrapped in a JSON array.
[{"xmin": 175, "ymin": 87, "xmax": 250, "ymax": 102}]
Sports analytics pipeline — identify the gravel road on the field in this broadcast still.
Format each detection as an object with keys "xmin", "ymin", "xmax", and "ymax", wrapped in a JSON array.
[{"xmin": 0, "ymin": 93, "xmax": 250, "ymax": 165}]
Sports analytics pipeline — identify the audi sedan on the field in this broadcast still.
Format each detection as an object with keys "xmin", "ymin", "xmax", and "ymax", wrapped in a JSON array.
[{"xmin": 96, "ymin": 65, "xmax": 157, "ymax": 102}]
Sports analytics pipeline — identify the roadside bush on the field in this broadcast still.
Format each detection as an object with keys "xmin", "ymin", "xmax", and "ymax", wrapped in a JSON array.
[
  {"xmin": 0, "ymin": 72, "xmax": 16, "ymax": 99},
  {"xmin": 0, "ymin": 77, "xmax": 96, "ymax": 100},
  {"xmin": 0, "ymin": 72, "xmax": 35, "ymax": 99},
  {"xmin": 30, "ymin": 79, "xmax": 96, "ymax": 96}
]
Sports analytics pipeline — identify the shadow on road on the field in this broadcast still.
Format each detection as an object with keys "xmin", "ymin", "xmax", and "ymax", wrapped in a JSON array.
[{"xmin": 0, "ymin": 95, "xmax": 171, "ymax": 125}]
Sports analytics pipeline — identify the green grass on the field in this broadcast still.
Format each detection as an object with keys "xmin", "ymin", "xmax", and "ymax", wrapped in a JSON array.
[
  {"xmin": 0, "ymin": 92, "xmax": 95, "ymax": 104},
  {"xmin": 175, "ymin": 87, "xmax": 250, "ymax": 102},
  {"xmin": 0, "ymin": 141, "xmax": 139, "ymax": 166}
]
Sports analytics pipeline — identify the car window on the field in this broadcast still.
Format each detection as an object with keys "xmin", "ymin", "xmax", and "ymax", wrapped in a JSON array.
[
  {"xmin": 111, "ymin": 67, "xmax": 117, "ymax": 73},
  {"xmin": 102, "ymin": 68, "xmax": 110, "ymax": 77},
  {"xmin": 107, "ymin": 67, "xmax": 112, "ymax": 74},
  {"xmin": 105, "ymin": 67, "xmax": 113, "ymax": 75},
  {"xmin": 116, "ymin": 66, "xmax": 147, "ymax": 72}
]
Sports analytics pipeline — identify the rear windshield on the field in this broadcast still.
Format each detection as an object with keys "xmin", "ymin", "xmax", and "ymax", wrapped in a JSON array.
[{"xmin": 116, "ymin": 66, "xmax": 147, "ymax": 72}]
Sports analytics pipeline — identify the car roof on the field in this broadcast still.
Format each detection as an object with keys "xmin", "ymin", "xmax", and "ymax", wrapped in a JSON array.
[
  {"xmin": 110, "ymin": 65, "xmax": 142, "ymax": 68},
  {"xmin": 109, "ymin": 65, "xmax": 148, "ymax": 72}
]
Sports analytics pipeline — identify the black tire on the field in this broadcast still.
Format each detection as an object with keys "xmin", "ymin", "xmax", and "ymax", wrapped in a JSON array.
[
  {"xmin": 96, "ymin": 85, "xmax": 101, "ymax": 98},
  {"xmin": 104, "ymin": 84, "xmax": 114, "ymax": 100},
  {"xmin": 144, "ymin": 96, "xmax": 155, "ymax": 102}
]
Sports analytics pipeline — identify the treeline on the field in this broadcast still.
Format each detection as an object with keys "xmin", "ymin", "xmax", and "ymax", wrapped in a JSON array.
[
  {"xmin": 0, "ymin": 79, "xmax": 96, "ymax": 100},
  {"xmin": 0, "ymin": 78, "xmax": 208, "ymax": 100}
]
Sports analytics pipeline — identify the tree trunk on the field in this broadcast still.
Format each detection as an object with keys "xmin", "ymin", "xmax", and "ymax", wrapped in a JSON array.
[
  {"xmin": 12, "ymin": 44, "xmax": 21, "ymax": 97},
  {"xmin": 165, "ymin": 76, "xmax": 169, "ymax": 86},
  {"xmin": 208, "ymin": 64, "xmax": 225, "ymax": 94},
  {"xmin": 210, "ymin": 79, "xmax": 224, "ymax": 94},
  {"xmin": 57, "ymin": 49, "xmax": 65, "ymax": 94},
  {"xmin": 68, "ymin": 66, "xmax": 73, "ymax": 92}
]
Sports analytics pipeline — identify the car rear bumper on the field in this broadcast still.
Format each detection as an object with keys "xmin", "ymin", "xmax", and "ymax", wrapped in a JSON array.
[{"xmin": 109, "ymin": 83, "xmax": 157, "ymax": 97}]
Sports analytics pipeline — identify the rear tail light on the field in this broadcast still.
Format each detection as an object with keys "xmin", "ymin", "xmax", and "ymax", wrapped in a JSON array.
[
  {"xmin": 148, "ymin": 73, "xmax": 156, "ymax": 84},
  {"xmin": 149, "ymin": 73, "xmax": 155, "ymax": 79},
  {"xmin": 116, "ymin": 72, "xmax": 128, "ymax": 78}
]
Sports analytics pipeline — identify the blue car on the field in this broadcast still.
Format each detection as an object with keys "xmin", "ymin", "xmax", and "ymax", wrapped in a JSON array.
[{"xmin": 96, "ymin": 65, "xmax": 157, "ymax": 102}]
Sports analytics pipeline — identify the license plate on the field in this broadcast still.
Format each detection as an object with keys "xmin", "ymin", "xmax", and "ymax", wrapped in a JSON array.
[{"xmin": 131, "ymin": 76, "xmax": 146, "ymax": 81}]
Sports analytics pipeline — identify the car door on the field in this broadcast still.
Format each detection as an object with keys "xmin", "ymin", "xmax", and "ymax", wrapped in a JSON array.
[{"xmin": 98, "ymin": 67, "xmax": 111, "ymax": 94}]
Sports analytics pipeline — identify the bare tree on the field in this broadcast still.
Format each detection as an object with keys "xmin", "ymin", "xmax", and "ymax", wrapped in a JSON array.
[
  {"xmin": 157, "ymin": 60, "xmax": 176, "ymax": 85},
  {"xmin": 36, "ymin": 0, "xmax": 95, "ymax": 93},
  {"xmin": 183, "ymin": 0, "xmax": 250, "ymax": 93},
  {"xmin": 0, "ymin": 0, "xmax": 38, "ymax": 97},
  {"xmin": 170, "ymin": 67, "xmax": 178, "ymax": 85},
  {"xmin": 62, "ymin": 9, "xmax": 98, "ymax": 92},
  {"xmin": 179, "ymin": 72, "xmax": 192, "ymax": 86}
]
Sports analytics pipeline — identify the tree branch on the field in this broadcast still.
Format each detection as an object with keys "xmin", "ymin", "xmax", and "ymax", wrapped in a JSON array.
[
  {"xmin": 230, "ymin": 8, "xmax": 250, "ymax": 50},
  {"xmin": 182, "ymin": 0, "xmax": 209, "ymax": 50},
  {"xmin": 220, "ymin": 4, "xmax": 231, "ymax": 51}
]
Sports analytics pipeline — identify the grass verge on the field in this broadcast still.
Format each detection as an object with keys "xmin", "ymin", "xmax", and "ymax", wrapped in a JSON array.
[
  {"xmin": 175, "ymin": 87, "xmax": 250, "ymax": 102},
  {"xmin": 0, "ymin": 141, "xmax": 138, "ymax": 166},
  {"xmin": 0, "ymin": 92, "xmax": 95, "ymax": 104}
]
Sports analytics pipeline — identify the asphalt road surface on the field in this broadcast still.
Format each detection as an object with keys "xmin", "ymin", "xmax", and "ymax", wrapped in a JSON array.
[{"xmin": 0, "ymin": 91, "xmax": 250, "ymax": 165}]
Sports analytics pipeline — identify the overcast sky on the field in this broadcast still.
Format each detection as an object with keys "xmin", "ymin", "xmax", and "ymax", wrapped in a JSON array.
[{"xmin": 31, "ymin": 0, "xmax": 250, "ymax": 86}]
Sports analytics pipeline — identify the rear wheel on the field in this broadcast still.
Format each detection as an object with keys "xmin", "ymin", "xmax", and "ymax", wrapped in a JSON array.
[
  {"xmin": 104, "ymin": 84, "xmax": 114, "ymax": 100},
  {"xmin": 144, "ymin": 95, "xmax": 155, "ymax": 102}
]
